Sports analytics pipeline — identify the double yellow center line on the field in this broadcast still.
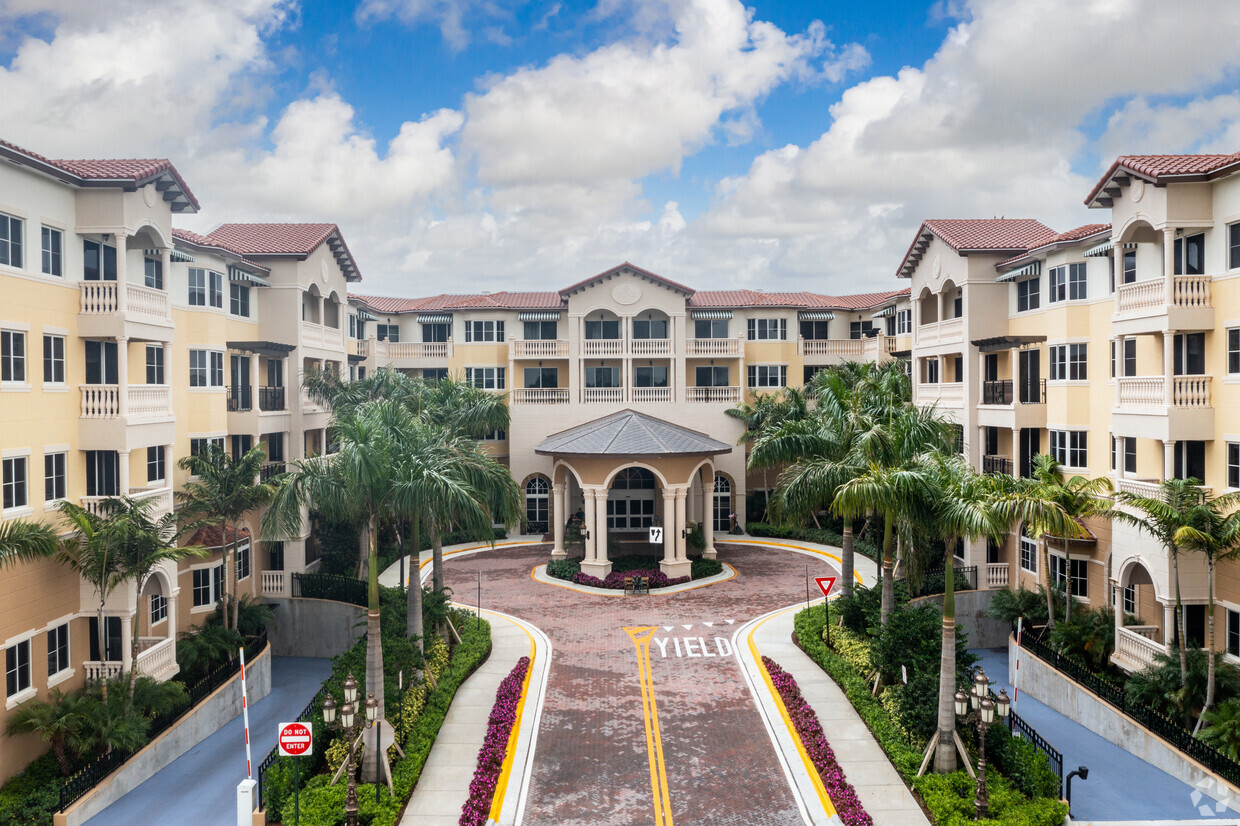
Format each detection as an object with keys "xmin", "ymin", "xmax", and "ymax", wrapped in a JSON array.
[{"xmin": 625, "ymin": 626, "xmax": 674, "ymax": 826}]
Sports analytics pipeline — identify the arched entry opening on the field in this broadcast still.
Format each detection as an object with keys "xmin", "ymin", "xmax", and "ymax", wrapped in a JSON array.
[
  {"xmin": 713, "ymin": 474, "xmax": 732, "ymax": 532},
  {"xmin": 608, "ymin": 467, "xmax": 657, "ymax": 531},
  {"xmin": 1112, "ymin": 558, "xmax": 1170, "ymax": 673},
  {"xmin": 525, "ymin": 476, "xmax": 550, "ymax": 534}
]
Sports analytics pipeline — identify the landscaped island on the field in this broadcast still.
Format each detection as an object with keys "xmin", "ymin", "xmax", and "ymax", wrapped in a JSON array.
[{"xmin": 546, "ymin": 555, "xmax": 723, "ymax": 589}]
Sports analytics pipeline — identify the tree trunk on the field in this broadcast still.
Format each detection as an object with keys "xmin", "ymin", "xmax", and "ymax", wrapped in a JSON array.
[
  {"xmin": 880, "ymin": 517, "xmax": 894, "ymax": 627},
  {"xmin": 1205, "ymin": 556, "xmax": 1217, "ymax": 716},
  {"xmin": 431, "ymin": 523, "xmax": 445, "ymax": 594},
  {"xmin": 96, "ymin": 598, "xmax": 107, "ymax": 676},
  {"xmin": 934, "ymin": 545, "xmax": 958, "ymax": 773},
  {"xmin": 221, "ymin": 520, "xmax": 232, "ymax": 632},
  {"xmin": 231, "ymin": 519, "xmax": 241, "ymax": 633},
  {"xmin": 761, "ymin": 469, "xmax": 769, "ymax": 521},
  {"xmin": 1064, "ymin": 542, "xmax": 1072, "ymax": 623},
  {"xmin": 840, "ymin": 519, "xmax": 855, "ymax": 598},
  {"xmin": 1171, "ymin": 546, "xmax": 1188, "ymax": 686},
  {"xmin": 406, "ymin": 514, "xmax": 424, "ymax": 679},
  {"xmin": 1041, "ymin": 536, "xmax": 1055, "ymax": 629},
  {"xmin": 364, "ymin": 515, "xmax": 386, "ymax": 717},
  {"xmin": 128, "ymin": 590, "xmax": 141, "ymax": 704}
]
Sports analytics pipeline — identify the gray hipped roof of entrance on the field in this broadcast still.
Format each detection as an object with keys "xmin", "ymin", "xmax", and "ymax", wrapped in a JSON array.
[{"xmin": 534, "ymin": 410, "xmax": 732, "ymax": 457}]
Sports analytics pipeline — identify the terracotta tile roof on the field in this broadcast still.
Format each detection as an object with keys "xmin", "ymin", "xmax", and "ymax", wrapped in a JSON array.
[
  {"xmin": 0, "ymin": 138, "xmax": 199, "ymax": 212},
  {"xmin": 351, "ymin": 291, "xmax": 565, "ymax": 314},
  {"xmin": 1085, "ymin": 153, "xmax": 1240, "ymax": 206},
  {"xmin": 896, "ymin": 218, "xmax": 1057, "ymax": 278},
  {"xmin": 688, "ymin": 288, "xmax": 907, "ymax": 310},
  {"xmin": 559, "ymin": 262, "xmax": 695, "ymax": 297},
  {"xmin": 171, "ymin": 228, "xmax": 270, "ymax": 273},
  {"xmin": 186, "ymin": 524, "xmax": 250, "ymax": 550},
  {"xmin": 996, "ymin": 223, "xmax": 1111, "ymax": 268},
  {"xmin": 206, "ymin": 223, "xmax": 361, "ymax": 281}
]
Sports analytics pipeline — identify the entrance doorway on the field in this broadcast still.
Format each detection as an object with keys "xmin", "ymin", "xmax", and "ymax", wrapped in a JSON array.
[
  {"xmin": 607, "ymin": 467, "xmax": 656, "ymax": 530},
  {"xmin": 713, "ymin": 474, "xmax": 731, "ymax": 532}
]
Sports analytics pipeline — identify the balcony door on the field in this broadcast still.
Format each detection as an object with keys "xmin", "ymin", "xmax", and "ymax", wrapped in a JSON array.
[
  {"xmin": 230, "ymin": 355, "xmax": 251, "ymax": 410},
  {"xmin": 695, "ymin": 366, "xmax": 729, "ymax": 387},
  {"xmin": 1173, "ymin": 333, "xmax": 1205, "ymax": 376},
  {"xmin": 85, "ymin": 450, "xmax": 120, "ymax": 496},
  {"xmin": 1018, "ymin": 350, "xmax": 1040, "ymax": 403},
  {"xmin": 524, "ymin": 367, "xmax": 558, "ymax": 388},
  {"xmin": 88, "ymin": 616, "xmax": 122, "ymax": 661},
  {"xmin": 1019, "ymin": 429, "xmax": 1040, "ymax": 479},
  {"xmin": 84, "ymin": 341, "xmax": 118, "ymax": 385},
  {"xmin": 82, "ymin": 240, "xmax": 117, "ymax": 281}
]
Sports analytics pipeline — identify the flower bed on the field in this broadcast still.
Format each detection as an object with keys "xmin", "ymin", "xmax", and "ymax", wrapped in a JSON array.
[
  {"xmin": 761, "ymin": 656, "xmax": 872, "ymax": 826},
  {"xmin": 459, "ymin": 656, "xmax": 532, "ymax": 826},
  {"xmin": 571, "ymin": 568, "xmax": 690, "ymax": 589}
]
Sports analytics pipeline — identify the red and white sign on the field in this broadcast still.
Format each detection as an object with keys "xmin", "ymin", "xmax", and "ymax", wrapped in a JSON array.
[
  {"xmin": 278, "ymin": 722, "xmax": 313, "ymax": 757},
  {"xmin": 814, "ymin": 576, "xmax": 837, "ymax": 598}
]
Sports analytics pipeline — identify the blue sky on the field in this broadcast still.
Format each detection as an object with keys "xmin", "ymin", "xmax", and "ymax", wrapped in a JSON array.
[{"xmin": 2, "ymin": 0, "xmax": 1239, "ymax": 296}]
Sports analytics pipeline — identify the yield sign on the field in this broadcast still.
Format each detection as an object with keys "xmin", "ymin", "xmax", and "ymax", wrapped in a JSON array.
[
  {"xmin": 278, "ymin": 721, "xmax": 313, "ymax": 757},
  {"xmin": 814, "ymin": 577, "xmax": 837, "ymax": 598}
]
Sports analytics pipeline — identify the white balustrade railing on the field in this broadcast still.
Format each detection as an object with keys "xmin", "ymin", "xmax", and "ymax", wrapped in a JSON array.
[
  {"xmin": 300, "ymin": 321, "xmax": 344, "ymax": 350},
  {"xmin": 686, "ymin": 338, "xmax": 741, "ymax": 357},
  {"xmin": 915, "ymin": 381, "xmax": 963, "ymax": 407},
  {"xmin": 135, "ymin": 636, "xmax": 177, "ymax": 678},
  {"xmin": 1127, "ymin": 625, "xmax": 1160, "ymax": 641},
  {"xmin": 1173, "ymin": 275, "xmax": 1212, "ymax": 308},
  {"xmin": 126, "ymin": 283, "xmax": 171, "ymax": 322},
  {"xmin": 1116, "ymin": 278, "xmax": 1166, "ymax": 315},
  {"xmin": 1116, "ymin": 376, "xmax": 1164, "ymax": 407},
  {"xmin": 378, "ymin": 341, "xmax": 451, "ymax": 360},
  {"xmin": 798, "ymin": 339, "xmax": 863, "ymax": 356},
  {"xmin": 80, "ymin": 282, "xmax": 118, "ymax": 314},
  {"xmin": 128, "ymin": 384, "xmax": 172, "ymax": 418},
  {"xmin": 629, "ymin": 339, "xmax": 671, "ymax": 356},
  {"xmin": 355, "ymin": 340, "xmax": 370, "ymax": 357},
  {"xmin": 688, "ymin": 386, "xmax": 741, "ymax": 404},
  {"xmin": 986, "ymin": 563, "xmax": 1010, "ymax": 589},
  {"xmin": 261, "ymin": 571, "xmax": 287, "ymax": 597},
  {"xmin": 582, "ymin": 387, "xmax": 624, "ymax": 404},
  {"xmin": 884, "ymin": 335, "xmax": 911, "ymax": 354},
  {"xmin": 631, "ymin": 387, "xmax": 670, "ymax": 403},
  {"xmin": 1115, "ymin": 625, "xmax": 1166, "ymax": 669},
  {"xmin": 581, "ymin": 339, "xmax": 623, "ymax": 356},
  {"xmin": 511, "ymin": 388, "xmax": 569, "ymax": 404},
  {"xmin": 917, "ymin": 317, "xmax": 963, "ymax": 345},
  {"xmin": 1114, "ymin": 478, "xmax": 1163, "ymax": 498},
  {"xmin": 83, "ymin": 661, "xmax": 123, "ymax": 681},
  {"xmin": 1173, "ymin": 375, "xmax": 1211, "ymax": 407},
  {"xmin": 80, "ymin": 385, "xmax": 119, "ymax": 418},
  {"xmin": 512, "ymin": 339, "xmax": 568, "ymax": 357}
]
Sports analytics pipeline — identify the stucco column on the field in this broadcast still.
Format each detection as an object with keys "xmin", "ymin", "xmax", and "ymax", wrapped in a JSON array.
[
  {"xmin": 1163, "ymin": 332, "xmax": 1175, "ymax": 407},
  {"xmin": 582, "ymin": 488, "xmax": 596, "ymax": 563},
  {"xmin": 703, "ymin": 467, "xmax": 716, "ymax": 560},
  {"xmin": 660, "ymin": 486, "xmax": 692, "ymax": 579},
  {"xmin": 119, "ymin": 449, "xmax": 130, "ymax": 495},
  {"xmin": 167, "ymin": 588, "xmax": 178, "ymax": 642},
  {"xmin": 117, "ymin": 337, "xmax": 129, "ymax": 416},
  {"xmin": 1163, "ymin": 601, "xmax": 1176, "ymax": 648},
  {"xmin": 1011, "ymin": 427, "xmax": 1020, "ymax": 477},
  {"xmin": 160, "ymin": 248, "xmax": 172, "ymax": 289},
  {"xmin": 662, "ymin": 487, "xmax": 676, "ymax": 564},
  {"xmin": 1114, "ymin": 335, "xmax": 1124, "ymax": 407},
  {"xmin": 551, "ymin": 483, "xmax": 566, "ymax": 560},
  {"xmin": 250, "ymin": 352, "xmax": 260, "ymax": 404},
  {"xmin": 675, "ymin": 487, "xmax": 688, "ymax": 561},
  {"xmin": 120, "ymin": 612, "xmax": 132, "ymax": 668},
  {"xmin": 1163, "ymin": 440, "xmax": 1176, "ymax": 482},
  {"xmin": 115, "ymin": 231, "xmax": 129, "ymax": 313},
  {"xmin": 581, "ymin": 487, "xmax": 613, "ymax": 579},
  {"xmin": 1163, "ymin": 228, "xmax": 1176, "ymax": 305}
]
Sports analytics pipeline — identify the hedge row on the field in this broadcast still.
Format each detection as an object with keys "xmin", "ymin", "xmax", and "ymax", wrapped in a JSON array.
[{"xmin": 745, "ymin": 522, "xmax": 881, "ymax": 563}]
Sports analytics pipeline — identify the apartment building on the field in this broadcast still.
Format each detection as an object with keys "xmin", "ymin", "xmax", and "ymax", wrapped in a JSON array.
[{"xmin": 902, "ymin": 153, "xmax": 1240, "ymax": 675}]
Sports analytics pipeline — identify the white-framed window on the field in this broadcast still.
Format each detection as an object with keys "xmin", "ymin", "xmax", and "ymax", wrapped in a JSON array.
[
  {"xmin": 584, "ymin": 366, "xmax": 620, "ymax": 388},
  {"xmin": 188, "ymin": 269, "xmax": 223, "ymax": 308},
  {"xmin": 44, "ymin": 452, "xmax": 66, "ymax": 503},
  {"xmin": 1049, "ymin": 554, "xmax": 1088, "ymax": 597},
  {"xmin": 192, "ymin": 565, "xmax": 223, "ymax": 608},
  {"xmin": 1049, "ymin": 430, "xmax": 1087, "ymax": 469},
  {"xmin": 465, "ymin": 320, "xmax": 504, "ymax": 342},
  {"xmin": 376, "ymin": 324, "xmax": 399, "ymax": 342},
  {"xmin": 151, "ymin": 593, "xmax": 167, "ymax": 624},
  {"xmin": 1048, "ymin": 263, "xmax": 1087, "ymax": 302},
  {"xmin": 464, "ymin": 366, "xmax": 504, "ymax": 389},
  {"xmin": 5, "ymin": 639, "xmax": 31, "ymax": 700},
  {"xmin": 42, "ymin": 334, "xmax": 64, "ymax": 385},
  {"xmin": 1228, "ymin": 442, "xmax": 1239, "ymax": 490},
  {"xmin": 229, "ymin": 283, "xmax": 250, "ymax": 317},
  {"xmin": 41, "ymin": 226, "xmax": 62, "ymax": 276},
  {"xmin": 1049, "ymin": 343, "xmax": 1087, "ymax": 381},
  {"xmin": 1016, "ymin": 277, "xmax": 1040, "ymax": 312},
  {"xmin": 236, "ymin": 542, "xmax": 251, "ymax": 581},
  {"xmin": 3, "ymin": 456, "xmax": 28, "ymax": 511},
  {"xmin": 747, "ymin": 364, "xmax": 787, "ymax": 388},
  {"xmin": 190, "ymin": 436, "xmax": 225, "ymax": 457},
  {"xmin": 695, "ymin": 365, "xmax": 730, "ymax": 387},
  {"xmin": 47, "ymin": 623, "xmax": 69, "ymax": 677},
  {"xmin": 849, "ymin": 320, "xmax": 875, "ymax": 339},
  {"xmin": 747, "ymin": 318, "xmax": 786, "ymax": 340},
  {"xmin": 1230, "ymin": 223, "xmax": 1240, "ymax": 271},
  {"xmin": 632, "ymin": 318, "xmax": 668, "ymax": 339},
  {"xmin": 147, "ymin": 446, "xmax": 166, "ymax": 484},
  {"xmin": 1228, "ymin": 329, "xmax": 1239, "ymax": 375},
  {"xmin": 1019, "ymin": 531, "xmax": 1037, "ymax": 573},
  {"xmin": 694, "ymin": 319, "xmax": 729, "ymax": 339},
  {"xmin": 1173, "ymin": 233, "xmax": 1205, "ymax": 275},
  {"xmin": 1123, "ymin": 584, "xmax": 1136, "ymax": 616},
  {"xmin": 896, "ymin": 309, "xmax": 912, "ymax": 334},
  {"xmin": 1, "ymin": 330, "xmax": 26, "ymax": 383},
  {"xmin": 189, "ymin": 350, "xmax": 224, "ymax": 387},
  {"xmin": 144, "ymin": 257, "xmax": 162, "ymax": 289},
  {"xmin": 146, "ymin": 345, "xmax": 164, "ymax": 385},
  {"xmin": 0, "ymin": 212, "xmax": 23, "ymax": 269}
]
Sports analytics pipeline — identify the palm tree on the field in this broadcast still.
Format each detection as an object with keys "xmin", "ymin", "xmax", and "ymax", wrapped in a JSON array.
[
  {"xmin": 727, "ymin": 390, "xmax": 803, "ymax": 522},
  {"xmin": 6, "ymin": 689, "xmax": 87, "ymax": 774},
  {"xmin": 56, "ymin": 502, "xmax": 127, "ymax": 672},
  {"xmin": 0, "ymin": 518, "xmax": 59, "ymax": 568},
  {"xmin": 1112, "ymin": 478, "xmax": 1213, "ymax": 686},
  {"xmin": 178, "ymin": 443, "xmax": 278, "ymax": 631}
]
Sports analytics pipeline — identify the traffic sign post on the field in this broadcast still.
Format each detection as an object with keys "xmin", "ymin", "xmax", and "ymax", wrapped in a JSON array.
[
  {"xmin": 649, "ymin": 526, "xmax": 664, "ymax": 544},
  {"xmin": 815, "ymin": 577, "xmax": 837, "ymax": 646},
  {"xmin": 278, "ymin": 722, "xmax": 313, "ymax": 825}
]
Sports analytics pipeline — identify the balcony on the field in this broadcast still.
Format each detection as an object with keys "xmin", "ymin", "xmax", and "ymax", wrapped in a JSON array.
[
  {"xmin": 83, "ymin": 636, "xmax": 179, "ymax": 682},
  {"xmin": 916, "ymin": 317, "xmax": 963, "ymax": 346},
  {"xmin": 80, "ymin": 385, "xmax": 172, "ymax": 420},
  {"xmin": 629, "ymin": 339, "xmax": 671, "ymax": 356},
  {"xmin": 686, "ymin": 338, "xmax": 741, "ymax": 357},
  {"xmin": 369, "ymin": 340, "xmax": 452, "ymax": 362},
  {"xmin": 511, "ymin": 388, "xmax": 569, "ymax": 404},
  {"xmin": 631, "ymin": 387, "xmax": 671, "ymax": 403},
  {"xmin": 981, "ymin": 380, "xmax": 1013, "ymax": 405},
  {"xmin": 915, "ymin": 381, "xmax": 963, "ymax": 407},
  {"xmin": 300, "ymin": 321, "xmax": 344, "ymax": 351},
  {"xmin": 982, "ymin": 455, "xmax": 1013, "ymax": 476},
  {"xmin": 1114, "ymin": 275, "xmax": 1214, "ymax": 334},
  {"xmin": 259, "ymin": 462, "xmax": 286, "ymax": 483},
  {"xmin": 227, "ymin": 385, "xmax": 253, "ymax": 412},
  {"xmin": 581, "ymin": 339, "xmax": 623, "ymax": 356},
  {"xmin": 688, "ymin": 386, "xmax": 741, "ymax": 404},
  {"xmin": 1112, "ymin": 625, "xmax": 1167, "ymax": 673},
  {"xmin": 798, "ymin": 339, "xmax": 863, "ymax": 357},
  {"xmin": 261, "ymin": 571, "xmax": 287, "ymax": 597},
  {"xmin": 986, "ymin": 563, "xmax": 1009, "ymax": 589},
  {"xmin": 78, "ymin": 282, "xmax": 173, "ymax": 339},
  {"xmin": 582, "ymin": 387, "xmax": 624, "ymax": 403},
  {"xmin": 81, "ymin": 486, "xmax": 173, "ymax": 519},
  {"xmin": 512, "ymin": 339, "xmax": 568, "ymax": 358},
  {"xmin": 258, "ymin": 386, "xmax": 286, "ymax": 412},
  {"xmin": 1116, "ymin": 375, "xmax": 1212, "ymax": 411}
]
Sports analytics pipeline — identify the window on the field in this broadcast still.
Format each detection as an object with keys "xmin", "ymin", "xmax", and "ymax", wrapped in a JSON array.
[
  {"xmin": 1049, "ymin": 343, "xmax": 1087, "ymax": 381},
  {"xmin": 523, "ymin": 367, "xmax": 558, "ymax": 388},
  {"xmin": 236, "ymin": 542, "xmax": 251, "ymax": 581},
  {"xmin": 1230, "ymin": 329, "xmax": 1240, "ymax": 375},
  {"xmin": 848, "ymin": 320, "xmax": 875, "ymax": 339},
  {"xmin": 1229, "ymin": 443, "xmax": 1239, "ymax": 489},
  {"xmin": 144, "ymin": 257, "xmax": 162, "ymax": 289},
  {"xmin": 47, "ymin": 624, "xmax": 69, "ymax": 677},
  {"xmin": 524, "ymin": 320, "xmax": 558, "ymax": 340},
  {"xmin": 44, "ymin": 452, "xmax": 66, "ymax": 503},
  {"xmin": 1, "ymin": 330, "xmax": 26, "ymax": 383},
  {"xmin": 634, "ymin": 366, "xmax": 668, "ymax": 387},
  {"xmin": 1124, "ymin": 438, "xmax": 1137, "ymax": 474},
  {"xmin": 632, "ymin": 318, "xmax": 668, "ymax": 339},
  {"xmin": 1173, "ymin": 233, "xmax": 1205, "ymax": 275},
  {"xmin": 694, "ymin": 319, "xmax": 729, "ymax": 338},
  {"xmin": 192, "ymin": 565, "xmax": 223, "ymax": 608},
  {"xmin": 1016, "ymin": 277, "xmax": 1040, "ymax": 312},
  {"xmin": 41, "ymin": 227, "xmax": 62, "ymax": 276},
  {"xmin": 188, "ymin": 269, "xmax": 223, "ymax": 308},
  {"xmin": 189, "ymin": 350, "xmax": 224, "ymax": 387},
  {"xmin": 377, "ymin": 324, "xmax": 400, "ymax": 342},
  {"xmin": 748, "ymin": 318, "xmax": 786, "ymax": 340},
  {"xmin": 1049, "ymin": 430, "xmax": 1087, "ymax": 468},
  {"xmin": 190, "ymin": 437, "xmax": 225, "ymax": 458},
  {"xmin": 584, "ymin": 366, "xmax": 620, "ymax": 388},
  {"xmin": 525, "ymin": 477, "xmax": 549, "ymax": 531},
  {"xmin": 5, "ymin": 639, "xmax": 31, "ymax": 698},
  {"xmin": 231, "ymin": 434, "xmax": 253, "ymax": 460},
  {"xmin": 465, "ymin": 320, "xmax": 504, "ymax": 342},
  {"xmin": 925, "ymin": 359, "xmax": 940, "ymax": 384},
  {"xmin": 0, "ymin": 213, "xmax": 22, "ymax": 268},
  {"xmin": 1123, "ymin": 338, "xmax": 1136, "ymax": 377},
  {"xmin": 1111, "ymin": 434, "xmax": 1117, "ymax": 472},
  {"xmin": 422, "ymin": 368, "xmax": 448, "ymax": 381},
  {"xmin": 147, "ymin": 446, "xmax": 165, "ymax": 484},
  {"xmin": 695, "ymin": 365, "xmax": 729, "ymax": 387},
  {"xmin": 481, "ymin": 428, "xmax": 507, "ymax": 441},
  {"xmin": 1020, "ymin": 531, "xmax": 1037, "ymax": 573},
  {"xmin": 1174, "ymin": 332, "xmax": 1205, "ymax": 376},
  {"xmin": 3, "ymin": 457, "xmax": 28, "ymax": 511},
  {"xmin": 1123, "ymin": 585, "xmax": 1136, "ymax": 616},
  {"xmin": 151, "ymin": 593, "xmax": 167, "ymax": 625},
  {"xmin": 1048, "ymin": 263, "xmax": 1087, "ymax": 302},
  {"xmin": 1231, "ymin": 223, "xmax": 1240, "ymax": 270},
  {"xmin": 584, "ymin": 319, "xmax": 620, "ymax": 339},
  {"xmin": 1122, "ymin": 249, "xmax": 1136, "ymax": 284},
  {"xmin": 84, "ymin": 340, "xmax": 118, "ymax": 384},
  {"xmin": 747, "ymin": 365, "xmax": 787, "ymax": 388},
  {"xmin": 209, "ymin": 271, "xmax": 223, "ymax": 308},
  {"xmin": 464, "ymin": 367, "xmax": 504, "ymax": 389},
  {"xmin": 348, "ymin": 315, "xmax": 358, "ymax": 339},
  {"xmin": 265, "ymin": 432, "xmax": 285, "ymax": 462},
  {"xmin": 896, "ymin": 309, "xmax": 912, "ymax": 335},
  {"xmin": 1110, "ymin": 340, "xmax": 1116, "ymax": 379},
  {"xmin": 799, "ymin": 320, "xmax": 830, "ymax": 340},
  {"xmin": 229, "ymin": 283, "xmax": 250, "ymax": 317},
  {"xmin": 42, "ymin": 335, "xmax": 64, "ymax": 384},
  {"xmin": 85, "ymin": 451, "xmax": 119, "ymax": 496},
  {"xmin": 146, "ymin": 345, "xmax": 164, "ymax": 385},
  {"xmin": 1174, "ymin": 440, "xmax": 1206, "ymax": 482},
  {"xmin": 1049, "ymin": 555, "xmax": 1088, "ymax": 598}
]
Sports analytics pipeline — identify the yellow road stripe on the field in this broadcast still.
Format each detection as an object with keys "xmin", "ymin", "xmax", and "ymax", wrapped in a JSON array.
[
  {"xmin": 487, "ymin": 612, "xmax": 537, "ymax": 822},
  {"xmin": 746, "ymin": 606, "xmax": 837, "ymax": 818},
  {"xmin": 625, "ymin": 626, "xmax": 674, "ymax": 826}
]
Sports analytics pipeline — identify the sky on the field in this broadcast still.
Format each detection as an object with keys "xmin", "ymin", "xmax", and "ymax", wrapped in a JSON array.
[{"xmin": 2, "ymin": 0, "xmax": 1240, "ymax": 298}]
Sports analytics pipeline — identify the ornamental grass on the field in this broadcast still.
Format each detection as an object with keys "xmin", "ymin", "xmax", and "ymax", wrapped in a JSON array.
[{"xmin": 458, "ymin": 656, "xmax": 532, "ymax": 826}]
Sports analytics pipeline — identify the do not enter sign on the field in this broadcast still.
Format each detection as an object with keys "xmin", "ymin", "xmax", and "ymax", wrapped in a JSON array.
[{"xmin": 278, "ymin": 721, "xmax": 313, "ymax": 757}]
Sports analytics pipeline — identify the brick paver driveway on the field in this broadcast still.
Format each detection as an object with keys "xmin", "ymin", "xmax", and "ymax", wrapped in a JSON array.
[{"xmin": 440, "ymin": 541, "xmax": 841, "ymax": 826}]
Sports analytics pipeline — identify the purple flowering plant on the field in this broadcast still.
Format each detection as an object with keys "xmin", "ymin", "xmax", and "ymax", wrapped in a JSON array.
[{"xmin": 459, "ymin": 656, "xmax": 532, "ymax": 826}]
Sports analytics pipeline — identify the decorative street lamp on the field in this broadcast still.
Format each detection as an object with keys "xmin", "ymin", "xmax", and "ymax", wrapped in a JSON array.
[
  {"xmin": 321, "ymin": 674, "xmax": 371, "ymax": 826},
  {"xmin": 953, "ymin": 669, "xmax": 1010, "ymax": 820}
]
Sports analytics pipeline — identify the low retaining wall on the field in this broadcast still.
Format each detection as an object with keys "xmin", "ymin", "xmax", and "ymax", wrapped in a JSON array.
[
  {"xmin": 1009, "ymin": 633, "xmax": 1240, "ymax": 801},
  {"xmin": 909, "ymin": 588, "xmax": 1008, "ymax": 648},
  {"xmin": 265, "ymin": 597, "xmax": 365, "ymax": 659},
  {"xmin": 56, "ymin": 644, "xmax": 272, "ymax": 826}
]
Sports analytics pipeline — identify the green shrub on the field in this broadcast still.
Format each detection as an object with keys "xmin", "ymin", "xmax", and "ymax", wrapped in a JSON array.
[
  {"xmin": 983, "ymin": 723, "xmax": 1062, "ymax": 800},
  {"xmin": 0, "ymin": 752, "xmax": 63, "ymax": 826},
  {"xmin": 746, "ymin": 521, "xmax": 881, "ymax": 563},
  {"xmin": 1048, "ymin": 605, "xmax": 1115, "ymax": 669},
  {"xmin": 985, "ymin": 587, "xmax": 1050, "ymax": 627},
  {"xmin": 546, "ymin": 559, "xmax": 580, "ymax": 580},
  {"xmin": 690, "ymin": 558, "xmax": 723, "ymax": 579}
]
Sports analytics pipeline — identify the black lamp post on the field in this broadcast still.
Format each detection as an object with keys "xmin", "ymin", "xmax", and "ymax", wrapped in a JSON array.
[
  {"xmin": 322, "ymin": 675, "xmax": 376, "ymax": 826},
  {"xmin": 1066, "ymin": 766, "xmax": 1089, "ymax": 816},
  {"xmin": 954, "ymin": 669, "xmax": 1010, "ymax": 820}
]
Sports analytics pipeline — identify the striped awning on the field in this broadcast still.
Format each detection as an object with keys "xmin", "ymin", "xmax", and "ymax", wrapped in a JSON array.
[
  {"xmin": 518, "ymin": 311, "xmax": 561, "ymax": 321},
  {"xmin": 996, "ymin": 260, "xmax": 1042, "ymax": 282},
  {"xmin": 1083, "ymin": 240, "xmax": 1135, "ymax": 258},
  {"xmin": 356, "ymin": 309, "xmax": 379, "ymax": 322},
  {"xmin": 798, "ymin": 311, "xmax": 835, "ymax": 321},
  {"xmin": 417, "ymin": 314, "xmax": 452, "ymax": 324},
  {"xmin": 691, "ymin": 310, "xmax": 732, "ymax": 320},
  {"xmin": 870, "ymin": 306, "xmax": 896, "ymax": 319},
  {"xmin": 228, "ymin": 267, "xmax": 271, "ymax": 287},
  {"xmin": 144, "ymin": 248, "xmax": 196, "ymax": 263}
]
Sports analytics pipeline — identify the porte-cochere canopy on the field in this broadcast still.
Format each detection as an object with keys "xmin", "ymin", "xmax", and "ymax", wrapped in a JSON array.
[{"xmin": 534, "ymin": 409, "xmax": 732, "ymax": 458}]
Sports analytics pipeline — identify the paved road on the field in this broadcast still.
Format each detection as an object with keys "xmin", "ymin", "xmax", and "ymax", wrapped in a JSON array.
[
  {"xmin": 88, "ymin": 656, "xmax": 332, "ymax": 826},
  {"xmin": 973, "ymin": 647, "xmax": 1240, "ymax": 822}
]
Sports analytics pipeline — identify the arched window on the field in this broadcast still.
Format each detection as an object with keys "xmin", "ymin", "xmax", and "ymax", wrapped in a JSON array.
[
  {"xmin": 611, "ymin": 467, "xmax": 656, "ymax": 489},
  {"xmin": 713, "ymin": 474, "xmax": 732, "ymax": 532},
  {"xmin": 525, "ymin": 477, "xmax": 549, "ymax": 533}
]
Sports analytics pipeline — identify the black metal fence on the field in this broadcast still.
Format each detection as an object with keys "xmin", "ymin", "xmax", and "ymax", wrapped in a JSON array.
[
  {"xmin": 1007, "ymin": 707, "xmax": 1063, "ymax": 785},
  {"xmin": 257, "ymin": 684, "xmax": 329, "ymax": 810},
  {"xmin": 258, "ymin": 385, "xmax": 286, "ymax": 412},
  {"xmin": 1020, "ymin": 629, "xmax": 1240, "ymax": 786},
  {"xmin": 982, "ymin": 380, "xmax": 1013, "ymax": 405},
  {"xmin": 59, "ymin": 630, "xmax": 269, "ymax": 812},
  {"xmin": 922, "ymin": 564, "xmax": 978, "ymax": 596},
  {"xmin": 291, "ymin": 573, "xmax": 367, "ymax": 606},
  {"xmin": 982, "ymin": 455, "xmax": 1014, "ymax": 476}
]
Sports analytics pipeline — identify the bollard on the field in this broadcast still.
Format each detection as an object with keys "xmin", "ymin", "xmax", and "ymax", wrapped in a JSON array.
[{"xmin": 237, "ymin": 778, "xmax": 257, "ymax": 826}]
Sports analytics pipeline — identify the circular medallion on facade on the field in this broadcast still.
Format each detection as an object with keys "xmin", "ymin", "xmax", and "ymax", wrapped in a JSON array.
[
  {"xmin": 1131, "ymin": 178, "xmax": 1145, "ymax": 202},
  {"xmin": 142, "ymin": 185, "xmax": 157, "ymax": 207},
  {"xmin": 931, "ymin": 255, "xmax": 942, "ymax": 282},
  {"xmin": 321, "ymin": 258, "xmax": 330, "ymax": 282},
  {"xmin": 612, "ymin": 282, "xmax": 641, "ymax": 305}
]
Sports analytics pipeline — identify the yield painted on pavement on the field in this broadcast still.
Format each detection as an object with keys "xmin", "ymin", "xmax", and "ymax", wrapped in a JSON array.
[{"xmin": 625, "ymin": 625, "xmax": 675, "ymax": 826}]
